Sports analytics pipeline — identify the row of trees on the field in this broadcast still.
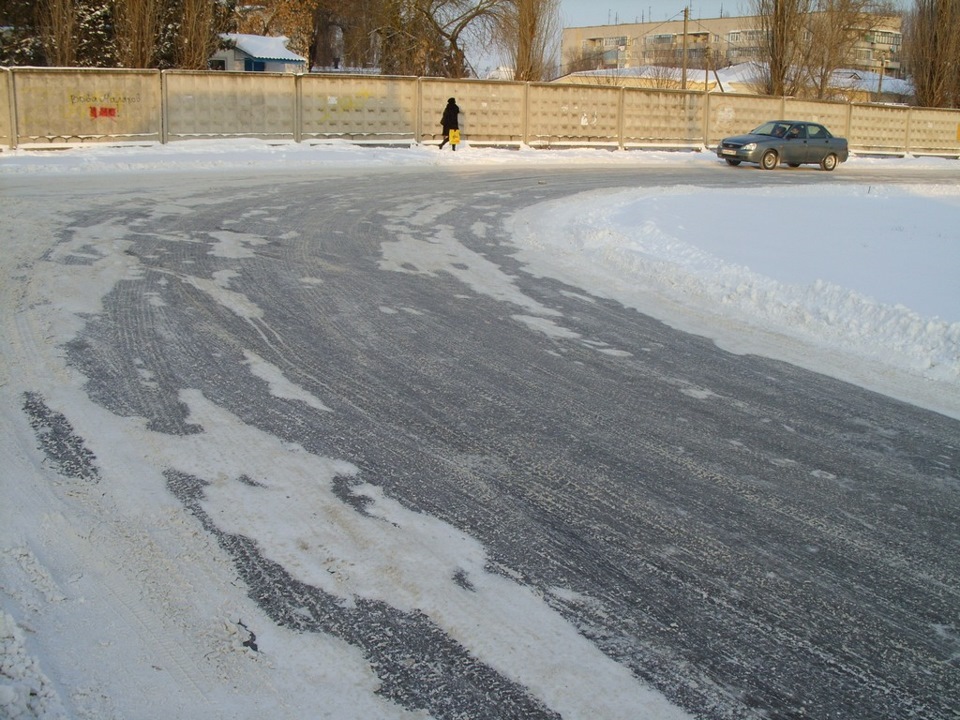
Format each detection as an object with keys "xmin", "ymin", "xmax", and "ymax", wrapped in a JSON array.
[
  {"xmin": 1, "ymin": 0, "xmax": 957, "ymax": 106},
  {"xmin": 0, "ymin": 0, "xmax": 560, "ymax": 79},
  {"xmin": 755, "ymin": 0, "xmax": 959, "ymax": 106},
  {"xmin": 0, "ymin": 0, "xmax": 228, "ymax": 69},
  {"xmin": 750, "ymin": 0, "xmax": 896, "ymax": 99}
]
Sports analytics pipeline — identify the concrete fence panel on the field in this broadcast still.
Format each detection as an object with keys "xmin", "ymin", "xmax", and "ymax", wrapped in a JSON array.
[
  {"xmin": 11, "ymin": 67, "xmax": 160, "ymax": 146},
  {"xmin": 624, "ymin": 89, "xmax": 705, "ymax": 147},
  {"xmin": 302, "ymin": 74, "xmax": 418, "ymax": 142},
  {"xmin": 526, "ymin": 83, "xmax": 621, "ymax": 146},
  {"xmin": 704, "ymin": 93, "xmax": 783, "ymax": 146},
  {"xmin": 848, "ymin": 103, "xmax": 910, "ymax": 153},
  {"xmin": 0, "ymin": 68, "xmax": 12, "ymax": 148},
  {"xmin": 906, "ymin": 108, "xmax": 960, "ymax": 155},
  {"xmin": 783, "ymin": 98, "xmax": 850, "ymax": 137},
  {"xmin": 419, "ymin": 78, "xmax": 526, "ymax": 145},
  {"xmin": 164, "ymin": 71, "xmax": 296, "ymax": 141}
]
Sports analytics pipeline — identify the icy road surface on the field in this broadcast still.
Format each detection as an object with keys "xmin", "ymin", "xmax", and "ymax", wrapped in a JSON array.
[{"xmin": 2, "ymin": 161, "xmax": 959, "ymax": 720}]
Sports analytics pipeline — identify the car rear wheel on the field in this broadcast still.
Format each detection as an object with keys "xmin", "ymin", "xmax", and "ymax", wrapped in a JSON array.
[
  {"xmin": 760, "ymin": 150, "xmax": 778, "ymax": 170},
  {"xmin": 820, "ymin": 153, "xmax": 838, "ymax": 171},
  {"xmin": 725, "ymin": 158, "xmax": 741, "ymax": 166}
]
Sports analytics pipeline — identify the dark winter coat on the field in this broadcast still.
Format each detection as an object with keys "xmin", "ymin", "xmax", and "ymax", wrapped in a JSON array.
[{"xmin": 441, "ymin": 99, "xmax": 460, "ymax": 132}]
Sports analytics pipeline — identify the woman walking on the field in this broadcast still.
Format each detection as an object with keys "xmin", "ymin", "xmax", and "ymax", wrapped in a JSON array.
[{"xmin": 438, "ymin": 97, "xmax": 460, "ymax": 151}]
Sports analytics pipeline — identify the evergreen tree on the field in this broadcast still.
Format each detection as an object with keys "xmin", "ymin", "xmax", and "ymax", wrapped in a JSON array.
[{"xmin": 0, "ymin": 0, "xmax": 46, "ymax": 65}]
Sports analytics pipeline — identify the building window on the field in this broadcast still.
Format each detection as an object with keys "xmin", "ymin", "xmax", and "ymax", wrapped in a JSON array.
[{"xmin": 865, "ymin": 30, "xmax": 901, "ymax": 45}]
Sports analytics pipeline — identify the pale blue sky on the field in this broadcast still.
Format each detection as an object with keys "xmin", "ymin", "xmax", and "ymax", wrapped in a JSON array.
[
  {"xmin": 558, "ymin": 0, "xmax": 907, "ymax": 26},
  {"xmin": 559, "ymin": 0, "xmax": 743, "ymax": 26}
]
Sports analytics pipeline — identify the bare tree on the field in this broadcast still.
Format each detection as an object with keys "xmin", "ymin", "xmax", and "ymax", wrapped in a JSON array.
[
  {"xmin": 415, "ymin": 0, "xmax": 502, "ymax": 77},
  {"xmin": 354, "ymin": 0, "xmax": 500, "ymax": 77},
  {"xmin": 174, "ymin": 0, "xmax": 217, "ymax": 69},
  {"xmin": 38, "ymin": 0, "xmax": 77, "ymax": 66},
  {"xmin": 750, "ymin": 0, "xmax": 811, "ymax": 95},
  {"xmin": 310, "ymin": 0, "xmax": 381, "ymax": 70},
  {"xmin": 903, "ymin": 0, "xmax": 959, "ymax": 107},
  {"xmin": 560, "ymin": 45, "xmax": 606, "ymax": 75},
  {"xmin": 495, "ymin": 0, "xmax": 559, "ymax": 81},
  {"xmin": 647, "ymin": 42, "xmax": 684, "ymax": 88},
  {"xmin": 801, "ymin": 0, "xmax": 893, "ymax": 99},
  {"xmin": 113, "ymin": 0, "xmax": 160, "ymax": 67}
]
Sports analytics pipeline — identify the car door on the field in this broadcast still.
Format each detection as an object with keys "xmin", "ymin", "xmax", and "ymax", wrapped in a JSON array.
[
  {"xmin": 805, "ymin": 124, "xmax": 832, "ymax": 162},
  {"xmin": 781, "ymin": 123, "xmax": 808, "ymax": 164}
]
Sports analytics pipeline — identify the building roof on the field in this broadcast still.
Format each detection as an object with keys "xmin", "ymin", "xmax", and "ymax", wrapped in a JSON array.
[{"xmin": 221, "ymin": 33, "xmax": 306, "ymax": 64}]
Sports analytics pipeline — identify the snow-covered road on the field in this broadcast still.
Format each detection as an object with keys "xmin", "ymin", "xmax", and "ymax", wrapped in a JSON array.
[{"xmin": 2, "ymin": 152, "xmax": 959, "ymax": 720}]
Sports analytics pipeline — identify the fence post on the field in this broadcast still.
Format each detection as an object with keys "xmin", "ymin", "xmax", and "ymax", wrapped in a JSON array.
[
  {"xmin": 294, "ymin": 72, "xmax": 302, "ymax": 143},
  {"xmin": 5, "ymin": 68, "xmax": 18, "ymax": 149},
  {"xmin": 616, "ymin": 86, "xmax": 625, "ymax": 149},
  {"xmin": 522, "ymin": 82, "xmax": 530, "ymax": 146},
  {"xmin": 415, "ymin": 77, "xmax": 423, "ymax": 145},
  {"xmin": 702, "ymin": 89, "xmax": 711, "ymax": 149},
  {"xmin": 160, "ymin": 70, "xmax": 169, "ymax": 144},
  {"xmin": 845, "ymin": 101, "xmax": 853, "ymax": 145},
  {"xmin": 903, "ymin": 106, "xmax": 912, "ymax": 155}
]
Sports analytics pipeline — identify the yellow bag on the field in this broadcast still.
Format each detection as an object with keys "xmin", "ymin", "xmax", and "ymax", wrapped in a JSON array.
[{"xmin": 448, "ymin": 129, "xmax": 460, "ymax": 146}]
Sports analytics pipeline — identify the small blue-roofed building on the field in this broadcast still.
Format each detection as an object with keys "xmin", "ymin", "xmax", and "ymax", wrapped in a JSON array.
[{"xmin": 210, "ymin": 34, "xmax": 307, "ymax": 73}]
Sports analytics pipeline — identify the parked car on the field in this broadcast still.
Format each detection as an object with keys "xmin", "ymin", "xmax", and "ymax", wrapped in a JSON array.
[{"xmin": 716, "ymin": 121, "xmax": 849, "ymax": 171}]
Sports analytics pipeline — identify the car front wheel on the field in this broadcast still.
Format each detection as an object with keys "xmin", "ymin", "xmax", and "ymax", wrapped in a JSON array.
[
  {"xmin": 820, "ymin": 153, "xmax": 838, "ymax": 171},
  {"xmin": 760, "ymin": 150, "xmax": 778, "ymax": 170}
]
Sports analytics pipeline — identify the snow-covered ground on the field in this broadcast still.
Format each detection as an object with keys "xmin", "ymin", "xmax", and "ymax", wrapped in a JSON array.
[
  {"xmin": 5, "ymin": 139, "xmax": 955, "ymax": 413},
  {"xmin": 1, "ymin": 139, "xmax": 958, "ymax": 720}
]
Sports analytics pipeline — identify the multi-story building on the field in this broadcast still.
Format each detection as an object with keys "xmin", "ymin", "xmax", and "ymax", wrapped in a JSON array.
[{"xmin": 561, "ymin": 13, "xmax": 902, "ymax": 79}]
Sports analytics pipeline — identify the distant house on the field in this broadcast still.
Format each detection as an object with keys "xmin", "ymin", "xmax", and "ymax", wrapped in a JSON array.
[
  {"xmin": 210, "ymin": 34, "xmax": 307, "ymax": 73},
  {"xmin": 485, "ymin": 66, "xmax": 516, "ymax": 81}
]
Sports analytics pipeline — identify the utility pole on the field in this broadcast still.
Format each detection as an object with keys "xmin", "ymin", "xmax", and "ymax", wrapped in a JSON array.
[
  {"xmin": 876, "ymin": 50, "xmax": 886, "ymax": 101},
  {"xmin": 681, "ymin": 6, "xmax": 689, "ymax": 90}
]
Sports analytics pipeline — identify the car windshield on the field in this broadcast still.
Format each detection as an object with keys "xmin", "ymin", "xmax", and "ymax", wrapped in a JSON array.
[{"xmin": 751, "ymin": 121, "xmax": 791, "ymax": 137}]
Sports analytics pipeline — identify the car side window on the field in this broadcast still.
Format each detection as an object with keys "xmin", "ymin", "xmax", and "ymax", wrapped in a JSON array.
[
  {"xmin": 787, "ymin": 124, "xmax": 806, "ymax": 140},
  {"xmin": 808, "ymin": 125, "xmax": 826, "ymax": 139}
]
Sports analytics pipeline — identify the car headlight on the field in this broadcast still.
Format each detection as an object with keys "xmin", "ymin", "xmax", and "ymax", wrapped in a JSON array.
[{"xmin": 742, "ymin": 143, "xmax": 757, "ymax": 151}]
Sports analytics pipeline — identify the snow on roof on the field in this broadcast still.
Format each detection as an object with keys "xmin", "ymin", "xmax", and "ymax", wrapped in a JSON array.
[
  {"xmin": 564, "ymin": 62, "xmax": 913, "ymax": 96},
  {"xmin": 563, "ymin": 66, "xmax": 669, "ymax": 79},
  {"xmin": 712, "ymin": 63, "xmax": 913, "ymax": 94},
  {"xmin": 830, "ymin": 69, "xmax": 912, "ymax": 95},
  {"xmin": 713, "ymin": 62, "xmax": 764, "ymax": 85},
  {"xmin": 221, "ymin": 33, "xmax": 306, "ymax": 63}
]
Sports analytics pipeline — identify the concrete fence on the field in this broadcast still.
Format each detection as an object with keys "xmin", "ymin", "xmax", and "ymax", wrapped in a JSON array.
[{"xmin": 2, "ymin": 66, "xmax": 959, "ymax": 156}]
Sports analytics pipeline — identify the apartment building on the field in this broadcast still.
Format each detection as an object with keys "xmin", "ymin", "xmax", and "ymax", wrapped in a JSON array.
[{"xmin": 561, "ymin": 13, "xmax": 902, "ymax": 79}]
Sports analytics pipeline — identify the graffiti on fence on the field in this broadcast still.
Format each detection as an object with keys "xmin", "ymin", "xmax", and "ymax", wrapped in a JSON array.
[{"xmin": 70, "ymin": 92, "xmax": 143, "ymax": 121}]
